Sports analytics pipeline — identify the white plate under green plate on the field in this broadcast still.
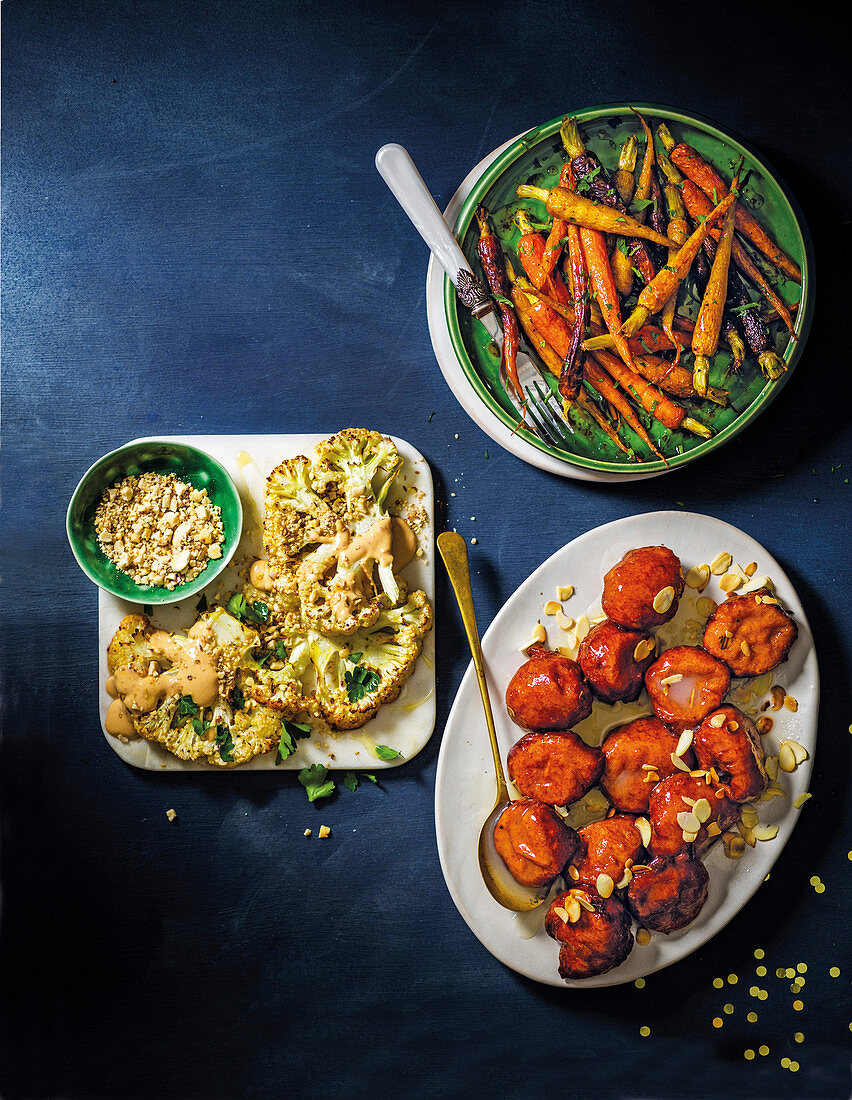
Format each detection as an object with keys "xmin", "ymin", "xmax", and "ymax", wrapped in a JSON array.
[{"xmin": 435, "ymin": 512, "xmax": 818, "ymax": 986}]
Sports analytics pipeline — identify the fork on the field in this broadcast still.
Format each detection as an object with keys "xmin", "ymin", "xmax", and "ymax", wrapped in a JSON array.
[{"xmin": 375, "ymin": 143, "xmax": 575, "ymax": 452}]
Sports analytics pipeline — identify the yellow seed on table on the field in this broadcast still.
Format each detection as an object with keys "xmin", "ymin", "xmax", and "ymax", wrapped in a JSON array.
[
  {"xmin": 815, "ymin": 883, "xmax": 825, "ymax": 894},
  {"xmin": 809, "ymin": 875, "xmax": 821, "ymax": 886},
  {"xmin": 713, "ymin": 977, "xmax": 724, "ymax": 989},
  {"xmin": 830, "ymin": 966, "xmax": 841, "ymax": 978},
  {"xmin": 727, "ymin": 973, "xmax": 739, "ymax": 985},
  {"xmin": 754, "ymin": 948, "xmax": 765, "ymax": 960},
  {"xmin": 786, "ymin": 968, "xmax": 796, "ymax": 978},
  {"xmin": 710, "ymin": 551, "xmax": 732, "ymax": 575},
  {"xmin": 758, "ymin": 990, "xmax": 768, "ymax": 1001},
  {"xmin": 797, "ymin": 963, "xmax": 807, "ymax": 973},
  {"xmin": 794, "ymin": 1032, "xmax": 804, "ymax": 1043},
  {"xmin": 759, "ymin": 1045, "xmax": 769, "ymax": 1056},
  {"xmin": 634, "ymin": 978, "xmax": 645, "ymax": 989},
  {"xmin": 639, "ymin": 1025, "xmax": 650, "ymax": 1037},
  {"xmin": 744, "ymin": 1049, "xmax": 755, "ymax": 1061},
  {"xmin": 794, "ymin": 793, "xmax": 812, "ymax": 808},
  {"xmin": 749, "ymin": 985, "xmax": 759, "ymax": 997},
  {"xmin": 789, "ymin": 1061, "xmax": 800, "ymax": 1072},
  {"xmin": 756, "ymin": 965, "xmax": 766, "ymax": 977},
  {"xmin": 747, "ymin": 1011, "xmax": 758, "ymax": 1022},
  {"xmin": 723, "ymin": 1003, "xmax": 734, "ymax": 1014},
  {"xmin": 793, "ymin": 999, "xmax": 804, "ymax": 1011},
  {"xmin": 712, "ymin": 1017, "xmax": 723, "ymax": 1029},
  {"xmin": 781, "ymin": 1057, "xmax": 791, "ymax": 1068},
  {"xmin": 776, "ymin": 967, "xmax": 786, "ymax": 978}
]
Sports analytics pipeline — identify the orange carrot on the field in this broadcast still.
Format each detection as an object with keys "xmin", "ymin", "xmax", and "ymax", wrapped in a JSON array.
[
  {"xmin": 582, "ymin": 358, "xmax": 667, "ymax": 461},
  {"xmin": 668, "ymin": 141, "xmax": 801, "ymax": 283},
  {"xmin": 515, "ymin": 184, "xmax": 675, "ymax": 249},
  {"xmin": 657, "ymin": 150, "xmax": 691, "ymax": 362},
  {"xmin": 692, "ymin": 180, "xmax": 739, "ymax": 395},
  {"xmin": 633, "ymin": 353, "xmax": 728, "ymax": 406},
  {"xmin": 631, "ymin": 106, "xmax": 655, "ymax": 216},
  {"xmin": 591, "ymin": 350, "xmax": 710, "ymax": 436},
  {"xmin": 621, "ymin": 188, "xmax": 738, "ymax": 336},
  {"xmin": 515, "ymin": 210, "xmax": 570, "ymax": 305},
  {"xmin": 540, "ymin": 161, "xmax": 572, "ymax": 278},
  {"xmin": 580, "ymin": 226, "xmax": 638, "ymax": 372}
]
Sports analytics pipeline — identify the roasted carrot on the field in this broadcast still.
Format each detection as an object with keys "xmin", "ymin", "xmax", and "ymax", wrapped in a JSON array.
[
  {"xmin": 515, "ymin": 184, "xmax": 675, "ymax": 250},
  {"xmin": 634, "ymin": 353, "xmax": 729, "ymax": 406},
  {"xmin": 663, "ymin": 133, "xmax": 801, "ymax": 284},
  {"xmin": 657, "ymin": 150, "xmax": 690, "ymax": 361},
  {"xmin": 692, "ymin": 165, "xmax": 741, "ymax": 395},
  {"xmin": 510, "ymin": 283, "xmax": 573, "ymax": 357},
  {"xmin": 631, "ymin": 107, "xmax": 655, "ymax": 216},
  {"xmin": 579, "ymin": 225, "xmax": 638, "ymax": 373},
  {"xmin": 592, "ymin": 350, "xmax": 711, "ymax": 437},
  {"xmin": 583, "ymin": 358, "xmax": 667, "ymax": 460},
  {"xmin": 560, "ymin": 116, "xmax": 657, "ymax": 284},
  {"xmin": 513, "ymin": 274, "xmax": 605, "ymax": 330},
  {"xmin": 475, "ymin": 205, "xmax": 523, "ymax": 402},
  {"xmin": 620, "ymin": 187, "xmax": 738, "ymax": 336},
  {"xmin": 560, "ymin": 221, "xmax": 588, "ymax": 401},
  {"xmin": 575, "ymin": 389, "xmax": 633, "ymax": 457},
  {"xmin": 514, "ymin": 210, "xmax": 570, "ymax": 305},
  {"xmin": 677, "ymin": 176, "xmax": 796, "ymax": 333},
  {"xmin": 541, "ymin": 160, "xmax": 572, "ymax": 278},
  {"xmin": 614, "ymin": 135, "xmax": 638, "ymax": 206}
]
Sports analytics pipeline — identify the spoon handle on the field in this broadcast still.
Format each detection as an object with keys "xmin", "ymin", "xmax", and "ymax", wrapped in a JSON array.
[{"xmin": 437, "ymin": 531, "xmax": 509, "ymax": 803}]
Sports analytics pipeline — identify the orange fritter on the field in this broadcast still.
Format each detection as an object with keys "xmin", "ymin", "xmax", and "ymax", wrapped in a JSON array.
[
  {"xmin": 626, "ymin": 853, "xmax": 710, "ymax": 933},
  {"xmin": 599, "ymin": 716, "xmax": 689, "ymax": 813},
  {"xmin": 601, "ymin": 545, "xmax": 684, "ymax": 631},
  {"xmin": 703, "ymin": 590, "xmax": 797, "ymax": 677},
  {"xmin": 507, "ymin": 731, "xmax": 604, "ymax": 807},
  {"xmin": 492, "ymin": 798, "xmax": 581, "ymax": 888},
  {"xmin": 645, "ymin": 645, "xmax": 731, "ymax": 731},
  {"xmin": 649, "ymin": 772, "xmax": 740, "ymax": 858},
  {"xmin": 505, "ymin": 645, "xmax": 593, "ymax": 732},
  {"xmin": 571, "ymin": 815, "xmax": 645, "ymax": 889},
  {"xmin": 545, "ymin": 889, "xmax": 634, "ymax": 980},
  {"xmin": 577, "ymin": 619, "xmax": 656, "ymax": 704},
  {"xmin": 692, "ymin": 705, "xmax": 768, "ymax": 803}
]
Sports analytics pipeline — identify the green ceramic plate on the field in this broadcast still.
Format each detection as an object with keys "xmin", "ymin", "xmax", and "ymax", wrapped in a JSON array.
[
  {"xmin": 67, "ymin": 438, "xmax": 243, "ymax": 604},
  {"xmin": 444, "ymin": 103, "xmax": 814, "ymax": 475}
]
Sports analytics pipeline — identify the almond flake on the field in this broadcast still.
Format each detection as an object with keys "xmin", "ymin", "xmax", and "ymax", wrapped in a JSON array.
[
  {"xmin": 633, "ymin": 638, "xmax": 655, "ymax": 662},
  {"xmin": 616, "ymin": 867, "xmax": 633, "ymax": 889},
  {"xmin": 722, "ymin": 833, "xmax": 746, "ymax": 858},
  {"xmin": 710, "ymin": 552, "xmax": 733, "ymax": 575},
  {"xmin": 740, "ymin": 640, "xmax": 751, "ymax": 657},
  {"xmin": 570, "ymin": 889, "xmax": 595, "ymax": 913},
  {"xmin": 737, "ymin": 822, "xmax": 756, "ymax": 847},
  {"xmin": 567, "ymin": 865, "xmax": 580, "ymax": 880},
  {"xmin": 745, "ymin": 562, "xmax": 758, "ymax": 577},
  {"xmin": 793, "ymin": 793, "xmax": 812, "ymax": 809},
  {"xmin": 556, "ymin": 612, "xmax": 575, "ymax": 631},
  {"xmin": 596, "ymin": 873, "xmax": 615, "ymax": 899},
  {"xmin": 642, "ymin": 771, "xmax": 660, "ymax": 784},
  {"xmin": 685, "ymin": 564, "xmax": 711, "ymax": 590},
  {"xmin": 553, "ymin": 905, "xmax": 571, "ymax": 924},
  {"xmin": 696, "ymin": 596, "xmax": 717, "ymax": 617},
  {"xmin": 785, "ymin": 695, "xmax": 799, "ymax": 713},
  {"xmin": 752, "ymin": 824, "xmax": 779, "ymax": 842},
  {"xmin": 692, "ymin": 798, "xmax": 712, "ymax": 823},
  {"xmin": 544, "ymin": 600, "xmax": 562, "ymax": 616},
  {"xmin": 675, "ymin": 729, "xmax": 693, "ymax": 757},
  {"xmin": 574, "ymin": 615, "xmax": 590, "ymax": 642},
  {"xmin": 636, "ymin": 928, "xmax": 652, "ymax": 946},
  {"xmin": 671, "ymin": 752, "xmax": 691, "ymax": 772},
  {"xmin": 769, "ymin": 686, "xmax": 785, "ymax": 711},
  {"xmin": 652, "ymin": 586, "xmax": 675, "ymax": 614},
  {"xmin": 708, "ymin": 712, "xmax": 726, "ymax": 728},
  {"xmin": 661, "ymin": 673, "xmax": 684, "ymax": 687},
  {"xmin": 706, "ymin": 821, "xmax": 722, "ymax": 837},
  {"xmin": 557, "ymin": 585, "xmax": 574, "ymax": 601},
  {"xmin": 677, "ymin": 811, "xmax": 701, "ymax": 833},
  {"xmin": 564, "ymin": 897, "xmax": 582, "ymax": 923},
  {"xmin": 760, "ymin": 787, "xmax": 787, "ymax": 802},
  {"xmin": 720, "ymin": 572, "xmax": 743, "ymax": 593},
  {"xmin": 756, "ymin": 716, "xmax": 774, "ymax": 735},
  {"xmin": 635, "ymin": 817, "xmax": 651, "ymax": 848},
  {"xmin": 520, "ymin": 623, "xmax": 546, "ymax": 652},
  {"xmin": 681, "ymin": 795, "xmax": 697, "ymax": 807}
]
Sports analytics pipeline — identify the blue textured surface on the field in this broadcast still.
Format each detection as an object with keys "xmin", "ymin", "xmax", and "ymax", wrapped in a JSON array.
[{"xmin": 2, "ymin": 2, "xmax": 851, "ymax": 1097}]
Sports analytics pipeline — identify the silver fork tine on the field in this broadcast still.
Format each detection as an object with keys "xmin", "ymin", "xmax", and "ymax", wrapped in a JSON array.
[
  {"xmin": 522, "ymin": 395, "xmax": 563, "ymax": 449},
  {"xmin": 526, "ymin": 381, "xmax": 575, "ymax": 450}
]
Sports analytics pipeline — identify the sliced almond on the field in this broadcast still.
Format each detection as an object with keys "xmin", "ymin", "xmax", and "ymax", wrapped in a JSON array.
[
  {"xmin": 769, "ymin": 685, "xmax": 786, "ymax": 711},
  {"xmin": 556, "ymin": 612, "xmax": 575, "ymax": 631},
  {"xmin": 675, "ymin": 728, "xmax": 694, "ymax": 757},
  {"xmin": 553, "ymin": 905, "xmax": 571, "ymax": 924},
  {"xmin": 793, "ymin": 793, "xmax": 812, "ymax": 809},
  {"xmin": 567, "ymin": 864, "xmax": 580, "ymax": 881},
  {"xmin": 745, "ymin": 562, "xmax": 758, "ymax": 577},
  {"xmin": 740, "ymin": 574, "xmax": 775, "ymax": 595},
  {"xmin": 616, "ymin": 867, "xmax": 633, "ymax": 890},
  {"xmin": 544, "ymin": 600, "xmax": 562, "ymax": 616},
  {"xmin": 710, "ymin": 551, "xmax": 733, "ymax": 575},
  {"xmin": 681, "ymin": 795, "xmax": 697, "ymax": 807},
  {"xmin": 682, "ymin": 829, "xmax": 700, "ymax": 844},
  {"xmin": 756, "ymin": 716, "xmax": 774, "ymax": 735},
  {"xmin": 570, "ymin": 889, "xmax": 595, "ymax": 913},
  {"xmin": 564, "ymin": 897, "xmax": 582, "ymax": 923},
  {"xmin": 785, "ymin": 695, "xmax": 799, "ymax": 713},
  {"xmin": 722, "ymin": 832, "xmax": 746, "ymax": 859},
  {"xmin": 557, "ymin": 584, "xmax": 574, "ymax": 601},
  {"xmin": 661, "ymin": 673, "xmax": 684, "ymax": 687},
  {"xmin": 740, "ymin": 640, "xmax": 751, "ymax": 657},
  {"xmin": 596, "ymin": 873, "xmax": 615, "ymax": 899},
  {"xmin": 557, "ymin": 645, "xmax": 576, "ymax": 659},
  {"xmin": 520, "ymin": 622, "xmax": 546, "ymax": 652},
  {"xmin": 677, "ymin": 811, "xmax": 701, "ymax": 833},
  {"xmin": 671, "ymin": 752, "xmax": 691, "ymax": 772},
  {"xmin": 752, "ymin": 824, "xmax": 779, "ymax": 842},
  {"xmin": 692, "ymin": 798, "xmax": 712, "ymax": 823},
  {"xmin": 633, "ymin": 637, "xmax": 655, "ymax": 662},
  {"xmin": 785, "ymin": 739, "xmax": 808, "ymax": 766},
  {"xmin": 708, "ymin": 712, "xmax": 726, "ymax": 728},
  {"xmin": 642, "ymin": 770, "xmax": 660, "ymax": 784},
  {"xmin": 720, "ymin": 572, "xmax": 743, "ymax": 593},
  {"xmin": 652, "ymin": 586, "xmax": 676, "ymax": 614},
  {"xmin": 706, "ymin": 821, "xmax": 722, "ymax": 837},
  {"xmin": 778, "ymin": 742, "xmax": 802, "ymax": 773},
  {"xmin": 636, "ymin": 928, "xmax": 651, "ymax": 946},
  {"xmin": 737, "ymin": 821, "xmax": 756, "ymax": 847},
  {"xmin": 685, "ymin": 564, "xmax": 711, "ymax": 590},
  {"xmin": 740, "ymin": 806, "xmax": 759, "ymax": 828},
  {"xmin": 696, "ymin": 596, "xmax": 717, "ymax": 617},
  {"xmin": 574, "ymin": 615, "xmax": 590, "ymax": 642},
  {"xmin": 760, "ymin": 786, "xmax": 787, "ymax": 802},
  {"xmin": 635, "ymin": 817, "xmax": 651, "ymax": 848}
]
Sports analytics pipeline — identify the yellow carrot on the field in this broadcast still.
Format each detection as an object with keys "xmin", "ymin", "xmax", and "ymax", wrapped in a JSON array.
[
  {"xmin": 692, "ymin": 184, "xmax": 738, "ymax": 395},
  {"xmin": 515, "ymin": 184, "xmax": 675, "ymax": 249}
]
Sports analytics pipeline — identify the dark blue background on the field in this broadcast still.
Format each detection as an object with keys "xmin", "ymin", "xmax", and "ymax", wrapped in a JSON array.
[{"xmin": 2, "ymin": 2, "xmax": 850, "ymax": 1097}]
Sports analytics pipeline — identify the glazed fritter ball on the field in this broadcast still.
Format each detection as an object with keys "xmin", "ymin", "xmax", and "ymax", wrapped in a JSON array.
[
  {"xmin": 505, "ymin": 645, "xmax": 593, "ymax": 732},
  {"xmin": 626, "ymin": 853, "xmax": 710, "ymax": 933},
  {"xmin": 649, "ymin": 773, "xmax": 739, "ymax": 858},
  {"xmin": 599, "ymin": 717, "xmax": 689, "ymax": 814},
  {"xmin": 493, "ymin": 798, "xmax": 581, "ymax": 888},
  {"xmin": 601, "ymin": 545, "xmax": 685, "ymax": 631},
  {"xmin": 577, "ymin": 620, "xmax": 656, "ymax": 704},
  {"xmin": 507, "ymin": 731, "xmax": 604, "ymax": 807},
  {"xmin": 703, "ymin": 590, "xmax": 798, "ymax": 677},
  {"xmin": 545, "ymin": 889, "xmax": 634, "ymax": 980},
  {"xmin": 693, "ymin": 705, "xmax": 768, "ymax": 803},
  {"xmin": 571, "ymin": 815, "xmax": 645, "ymax": 890},
  {"xmin": 645, "ymin": 646, "xmax": 731, "ymax": 731}
]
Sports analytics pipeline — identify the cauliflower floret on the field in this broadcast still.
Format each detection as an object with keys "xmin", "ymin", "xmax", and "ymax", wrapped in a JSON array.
[
  {"xmin": 107, "ymin": 614, "xmax": 157, "ymax": 676},
  {"xmin": 264, "ymin": 455, "xmax": 338, "ymax": 566},
  {"xmin": 309, "ymin": 590, "xmax": 433, "ymax": 730},
  {"xmin": 134, "ymin": 692, "xmax": 282, "ymax": 767},
  {"xmin": 234, "ymin": 638, "xmax": 312, "ymax": 716},
  {"xmin": 314, "ymin": 428, "xmax": 401, "ymax": 518}
]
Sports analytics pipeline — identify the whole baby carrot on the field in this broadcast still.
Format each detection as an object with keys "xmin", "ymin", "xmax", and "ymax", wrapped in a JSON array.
[
  {"xmin": 692, "ymin": 173, "xmax": 740, "ymax": 395},
  {"xmin": 582, "ymin": 358, "xmax": 667, "ymax": 460},
  {"xmin": 592, "ymin": 350, "xmax": 712, "ymax": 437},
  {"xmin": 540, "ymin": 160, "xmax": 572, "ymax": 278},
  {"xmin": 515, "ymin": 209, "xmax": 570, "ymax": 305},
  {"xmin": 515, "ymin": 183, "xmax": 676, "ymax": 249},
  {"xmin": 475, "ymin": 205, "xmax": 523, "ymax": 402},
  {"xmin": 560, "ymin": 220, "xmax": 588, "ymax": 401}
]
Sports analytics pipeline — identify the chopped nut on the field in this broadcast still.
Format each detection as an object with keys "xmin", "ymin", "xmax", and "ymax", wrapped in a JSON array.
[
  {"xmin": 706, "ymin": 821, "xmax": 722, "ymax": 837},
  {"xmin": 635, "ymin": 817, "xmax": 651, "ymax": 848},
  {"xmin": 756, "ymin": 716, "xmax": 774, "ymax": 735},
  {"xmin": 556, "ymin": 612, "xmax": 575, "ymax": 631},
  {"xmin": 769, "ymin": 685, "xmax": 786, "ymax": 711},
  {"xmin": 720, "ymin": 572, "xmax": 743, "ymax": 593},
  {"xmin": 752, "ymin": 824, "xmax": 779, "ymax": 842},
  {"xmin": 165, "ymin": 808, "xmax": 178, "ymax": 823},
  {"xmin": 596, "ymin": 873, "xmax": 615, "ymax": 899},
  {"xmin": 677, "ymin": 810, "xmax": 701, "ymax": 833},
  {"xmin": 318, "ymin": 825, "xmax": 331, "ymax": 839},
  {"xmin": 793, "ymin": 793, "xmax": 812, "ymax": 809},
  {"xmin": 692, "ymin": 798, "xmax": 712, "ymax": 823},
  {"xmin": 652, "ymin": 586, "xmax": 675, "ymax": 614},
  {"xmin": 563, "ymin": 897, "xmax": 582, "ymax": 923},
  {"xmin": 710, "ymin": 551, "xmax": 733, "ymax": 575},
  {"xmin": 304, "ymin": 828, "xmax": 312, "ymax": 837},
  {"xmin": 722, "ymin": 832, "xmax": 746, "ymax": 858},
  {"xmin": 708, "ymin": 712, "xmax": 726, "ymax": 728},
  {"xmin": 674, "ymin": 729, "xmax": 693, "ymax": 757},
  {"xmin": 784, "ymin": 695, "xmax": 799, "ymax": 712},
  {"xmin": 544, "ymin": 600, "xmax": 563, "ymax": 616},
  {"xmin": 661, "ymin": 673, "xmax": 684, "ymax": 687},
  {"xmin": 520, "ymin": 623, "xmax": 547, "ymax": 652},
  {"xmin": 557, "ymin": 585, "xmax": 574, "ymax": 601},
  {"xmin": 567, "ymin": 864, "xmax": 580, "ymax": 881},
  {"xmin": 745, "ymin": 561, "xmax": 758, "ymax": 577},
  {"xmin": 633, "ymin": 638, "xmax": 655, "ymax": 662},
  {"xmin": 696, "ymin": 596, "xmax": 718, "ymax": 617},
  {"xmin": 740, "ymin": 640, "xmax": 751, "ymax": 657},
  {"xmin": 671, "ymin": 752, "xmax": 691, "ymax": 772},
  {"xmin": 574, "ymin": 615, "xmax": 590, "ymax": 642}
]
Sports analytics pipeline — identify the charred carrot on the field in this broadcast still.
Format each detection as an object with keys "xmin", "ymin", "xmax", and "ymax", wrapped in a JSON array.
[
  {"xmin": 592, "ymin": 349, "xmax": 711, "ymax": 437},
  {"xmin": 475, "ymin": 205, "xmax": 523, "ymax": 402},
  {"xmin": 516, "ymin": 182, "xmax": 675, "ymax": 250},
  {"xmin": 510, "ymin": 284, "xmax": 573, "ymax": 359},
  {"xmin": 727, "ymin": 275, "xmax": 786, "ymax": 380},
  {"xmin": 580, "ymin": 225, "xmax": 639, "ymax": 373},
  {"xmin": 583, "ymin": 358, "xmax": 667, "ymax": 460},
  {"xmin": 614, "ymin": 135, "xmax": 638, "ymax": 206},
  {"xmin": 620, "ymin": 187, "xmax": 738, "ymax": 336},
  {"xmin": 574, "ymin": 389, "xmax": 633, "ymax": 456},
  {"xmin": 692, "ymin": 166, "xmax": 741, "ymax": 395},
  {"xmin": 633, "ymin": 353, "xmax": 729, "ymax": 406},
  {"xmin": 661, "ymin": 130, "xmax": 801, "ymax": 284},
  {"xmin": 657, "ymin": 150, "xmax": 690, "ymax": 360},
  {"xmin": 560, "ymin": 117, "xmax": 657, "ymax": 284},
  {"xmin": 676, "ymin": 175, "xmax": 796, "ymax": 333},
  {"xmin": 515, "ymin": 210, "xmax": 570, "ymax": 305},
  {"xmin": 560, "ymin": 221, "xmax": 588, "ymax": 401},
  {"xmin": 541, "ymin": 160, "xmax": 572, "ymax": 278}
]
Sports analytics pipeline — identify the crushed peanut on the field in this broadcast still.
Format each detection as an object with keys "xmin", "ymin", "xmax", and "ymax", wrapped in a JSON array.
[{"xmin": 94, "ymin": 471, "xmax": 224, "ymax": 590}]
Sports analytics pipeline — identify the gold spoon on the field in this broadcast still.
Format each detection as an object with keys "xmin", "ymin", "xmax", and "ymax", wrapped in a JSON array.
[{"xmin": 438, "ymin": 531, "xmax": 548, "ymax": 912}]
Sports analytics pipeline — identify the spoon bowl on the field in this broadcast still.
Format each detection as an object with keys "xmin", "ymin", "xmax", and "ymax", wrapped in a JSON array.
[{"xmin": 437, "ymin": 530, "xmax": 548, "ymax": 913}]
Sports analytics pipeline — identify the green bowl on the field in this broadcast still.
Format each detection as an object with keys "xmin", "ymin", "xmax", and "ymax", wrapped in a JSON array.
[
  {"xmin": 67, "ymin": 438, "xmax": 243, "ymax": 604},
  {"xmin": 445, "ymin": 103, "xmax": 814, "ymax": 475}
]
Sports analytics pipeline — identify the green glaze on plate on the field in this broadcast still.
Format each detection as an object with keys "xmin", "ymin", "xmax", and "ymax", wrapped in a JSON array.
[
  {"xmin": 443, "ymin": 103, "xmax": 814, "ymax": 474},
  {"xmin": 67, "ymin": 438, "xmax": 243, "ymax": 604}
]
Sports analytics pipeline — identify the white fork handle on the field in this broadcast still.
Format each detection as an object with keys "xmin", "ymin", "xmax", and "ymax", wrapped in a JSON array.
[{"xmin": 375, "ymin": 143, "xmax": 493, "ymax": 319}]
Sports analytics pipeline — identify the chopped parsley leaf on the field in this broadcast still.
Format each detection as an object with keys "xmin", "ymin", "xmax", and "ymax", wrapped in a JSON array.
[
  {"xmin": 343, "ymin": 773, "xmax": 359, "ymax": 792},
  {"xmin": 215, "ymin": 724, "xmax": 235, "ymax": 763},
  {"xmin": 298, "ymin": 763, "xmax": 335, "ymax": 802},
  {"xmin": 275, "ymin": 719, "xmax": 312, "ymax": 765},
  {"xmin": 375, "ymin": 744, "xmax": 403, "ymax": 762}
]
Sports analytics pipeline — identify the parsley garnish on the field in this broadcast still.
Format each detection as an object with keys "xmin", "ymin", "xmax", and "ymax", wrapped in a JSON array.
[
  {"xmin": 231, "ymin": 685, "xmax": 246, "ymax": 711},
  {"xmin": 274, "ymin": 640, "xmax": 289, "ymax": 661},
  {"xmin": 343, "ymin": 772, "xmax": 359, "ymax": 792},
  {"xmin": 226, "ymin": 593, "xmax": 270, "ymax": 625},
  {"xmin": 215, "ymin": 724, "xmax": 235, "ymax": 763},
  {"xmin": 171, "ymin": 695, "xmax": 199, "ymax": 728},
  {"xmin": 345, "ymin": 664, "xmax": 381, "ymax": 702},
  {"xmin": 275, "ymin": 719, "xmax": 312, "ymax": 765},
  {"xmin": 375, "ymin": 744, "xmax": 403, "ymax": 762},
  {"xmin": 298, "ymin": 763, "xmax": 335, "ymax": 802}
]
